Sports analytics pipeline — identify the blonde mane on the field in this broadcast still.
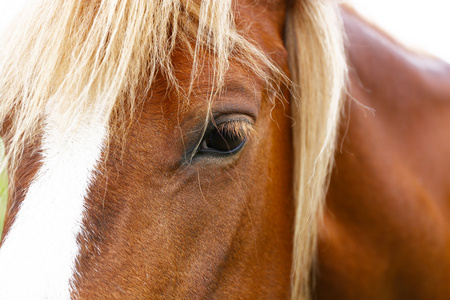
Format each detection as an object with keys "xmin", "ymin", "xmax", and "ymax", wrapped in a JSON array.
[
  {"xmin": 286, "ymin": 0, "xmax": 347, "ymax": 299},
  {"xmin": 0, "ymin": 0, "xmax": 346, "ymax": 299},
  {"xmin": 0, "ymin": 0, "xmax": 280, "ymax": 181}
]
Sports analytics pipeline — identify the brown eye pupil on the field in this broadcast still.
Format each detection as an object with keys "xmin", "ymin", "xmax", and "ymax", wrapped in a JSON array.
[
  {"xmin": 198, "ymin": 127, "xmax": 246, "ymax": 155},
  {"xmin": 197, "ymin": 119, "xmax": 251, "ymax": 157},
  {"xmin": 205, "ymin": 128, "xmax": 243, "ymax": 152}
]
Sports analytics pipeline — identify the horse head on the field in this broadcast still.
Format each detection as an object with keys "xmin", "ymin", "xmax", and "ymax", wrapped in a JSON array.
[{"xmin": 0, "ymin": 0, "xmax": 346, "ymax": 299}]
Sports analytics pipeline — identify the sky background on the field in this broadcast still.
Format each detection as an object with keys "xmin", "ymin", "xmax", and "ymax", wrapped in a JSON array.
[{"xmin": 0, "ymin": 0, "xmax": 449, "ymax": 63}]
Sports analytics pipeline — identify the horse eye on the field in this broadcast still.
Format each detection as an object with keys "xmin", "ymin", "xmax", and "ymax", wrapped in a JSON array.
[{"xmin": 198, "ymin": 124, "xmax": 246, "ymax": 155}]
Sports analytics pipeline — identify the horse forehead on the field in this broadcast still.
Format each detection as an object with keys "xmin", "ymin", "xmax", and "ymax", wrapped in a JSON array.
[
  {"xmin": 122, "ymin": 0, "xmax": 290, "ymax": 137},
  {"xmin": 234, "ymin": 0, "xmax": 289, "ymax": 73},
  {"xmin": 142, "ymin": 70, "xmax": 262, "ymax": 130},
  {"xmin": 236, "ymin": 0, "xmax": 287, "ymax": 31},
  {"xmin": 236, "ymin": 0, "xmax": 287, "ymax": 38}
]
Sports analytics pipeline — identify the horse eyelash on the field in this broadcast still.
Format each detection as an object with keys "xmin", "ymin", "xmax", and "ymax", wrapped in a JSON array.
[{"xmin": 214, "ymin": 119, "xmax": 256, "ymax": 140}]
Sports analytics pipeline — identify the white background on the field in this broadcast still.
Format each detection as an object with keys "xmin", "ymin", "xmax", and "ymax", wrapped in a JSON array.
[
  {"xmin": 0, "ymin": 0, "xmax": 449, "ymax": 63},
  {"xmin": 0, "ymin": 0, "xmax": 29, "ymax": 33},
  {"xmin": 347, "ymin": 0, "xmax": 450, "ymax": 63}
]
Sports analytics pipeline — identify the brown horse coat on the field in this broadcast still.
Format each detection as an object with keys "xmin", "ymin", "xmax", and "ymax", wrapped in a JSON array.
[{"xmin": 317, "ymin": 6, "xmax": 450, "ymax": 300}]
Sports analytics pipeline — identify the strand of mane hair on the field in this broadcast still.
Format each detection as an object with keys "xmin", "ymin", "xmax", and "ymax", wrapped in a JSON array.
[{"xmin": 285, "ymin": 0, "xmax": 347, "ymax": 299}]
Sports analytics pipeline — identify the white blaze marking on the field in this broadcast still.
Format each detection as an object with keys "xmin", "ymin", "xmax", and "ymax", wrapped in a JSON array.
[{"xmin": 0, "ymin": 111, "xmax": 107, "ymax": 299}]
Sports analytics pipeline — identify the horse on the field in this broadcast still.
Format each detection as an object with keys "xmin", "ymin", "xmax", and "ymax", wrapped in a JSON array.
[
  {"xmin": 0, "ymin": 0, "xmax": 448, "ymax": 299},
  {"xmin": 317, "ymin": 6, "xmax": 450, "ymax": 300}
]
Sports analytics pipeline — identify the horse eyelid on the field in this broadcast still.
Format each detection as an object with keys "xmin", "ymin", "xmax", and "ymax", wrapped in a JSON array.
[{"xmin": 214, "ymin": 119, "xmax": 255, "ymax": 140}]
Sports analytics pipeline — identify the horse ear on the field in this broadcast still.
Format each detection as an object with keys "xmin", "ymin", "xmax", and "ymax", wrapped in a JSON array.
[{"xmin": 285, "ymin": 0, "xmax": 347, "ymax": 299}]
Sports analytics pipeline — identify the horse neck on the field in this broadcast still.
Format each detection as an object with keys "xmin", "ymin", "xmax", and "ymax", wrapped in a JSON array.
[
  {"xmin": 315, "ymin": 6, "xmax": 450, "ymax": 300},
  {"xmin": 331, "ymin": 5, "xmax": 450, "ymax": 227},
  {"xmin": 341, "ymin": 5, "xmax": 450, "ymax": 104}
]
